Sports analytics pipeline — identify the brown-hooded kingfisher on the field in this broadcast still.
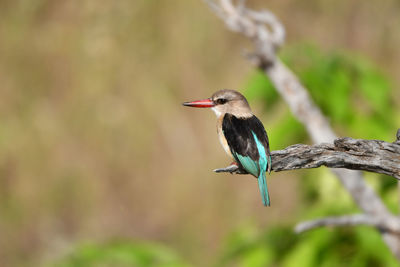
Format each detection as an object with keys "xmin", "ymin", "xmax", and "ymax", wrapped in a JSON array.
[{"xmin": 183, "ymin": 89, "xmax": 272, "ymax": 206}]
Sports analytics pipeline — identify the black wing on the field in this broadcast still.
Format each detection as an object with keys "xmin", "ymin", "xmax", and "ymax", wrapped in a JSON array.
[{"xmin": 222, "ymin": 114, "xmax": 271, "ymax": 174}]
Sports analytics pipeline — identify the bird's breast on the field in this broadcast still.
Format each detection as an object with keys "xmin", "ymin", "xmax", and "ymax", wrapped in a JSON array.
[{"xmin": 217, "ymin": 115, "xmax": 233, "ymax": 158}]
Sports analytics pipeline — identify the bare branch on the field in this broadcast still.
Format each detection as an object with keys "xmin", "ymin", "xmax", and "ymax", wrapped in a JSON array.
[
  {"xmin": 203, "ymin": 0, "xmax": 225, "ymax": 20},
  {"xmin": 214, "ymin": 164, "xmax": 242, "ymax": 174},
  {"xmin": 215, "ymin": 137, "xmax": 400, "ymax": 179},
  {"xmin": 203, "ymin": 0, "xmax": 400, "ymax": 258},
  {"xmin": 295, "ymin": 214, "xmax": 400, "ymax": 234},
  {"xmin": 205, "ymin": 0, "xmax": 283, "ymax": 64}
]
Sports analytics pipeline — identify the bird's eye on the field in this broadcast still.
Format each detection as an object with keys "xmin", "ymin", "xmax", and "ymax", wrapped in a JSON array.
[{"xmin": 216, "ymin": 98, "xmax": 227, "ymax": 105}]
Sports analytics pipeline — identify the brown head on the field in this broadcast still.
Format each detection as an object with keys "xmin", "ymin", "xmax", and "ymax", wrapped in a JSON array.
[{"xmin": 183, "ymin": 89, "xmax": 253, "ymax": 118}]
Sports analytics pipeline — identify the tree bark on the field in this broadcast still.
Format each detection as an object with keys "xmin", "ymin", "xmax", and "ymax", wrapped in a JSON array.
[{"xmin": 215, "ymin": 136, "xmax": 400, "ymax": 180}]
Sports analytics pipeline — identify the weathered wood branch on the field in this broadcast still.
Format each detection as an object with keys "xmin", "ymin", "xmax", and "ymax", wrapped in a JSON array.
[{"xmin": 215, "ymin": 136, "xmax": 400, "ymax": 179}]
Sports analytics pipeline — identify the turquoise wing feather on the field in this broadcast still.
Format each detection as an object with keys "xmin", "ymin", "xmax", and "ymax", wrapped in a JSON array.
[
  {"xmin": 232, "ymin": 132, "xmax": 270, "ymax": 206},
  {"xmin": 235, "ymin": 153, "xmax": 259, "ymax": 177}
]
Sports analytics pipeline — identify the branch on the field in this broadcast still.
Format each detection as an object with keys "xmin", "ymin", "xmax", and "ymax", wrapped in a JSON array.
[
  {"xmin": 215, "ymin": 136, "xmax": 400, "ymax": 179},
  {"xmin": 295, "ymin": 214, "xmax": 400, "ymax": 235},
  {"xmin": 204, "ymin": 0, "xmax": 400, "ymax": 258}
]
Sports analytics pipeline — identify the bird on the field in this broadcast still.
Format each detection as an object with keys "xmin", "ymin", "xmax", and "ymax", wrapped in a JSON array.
[{"xmin": 183, "ymin": 89, "xmax": 272, "ymax": 206}]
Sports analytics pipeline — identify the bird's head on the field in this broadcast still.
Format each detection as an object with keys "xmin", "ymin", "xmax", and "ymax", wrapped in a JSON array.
[{"xmin": 183, "ymin": 89, "xmax": 252, "ymax": 118}]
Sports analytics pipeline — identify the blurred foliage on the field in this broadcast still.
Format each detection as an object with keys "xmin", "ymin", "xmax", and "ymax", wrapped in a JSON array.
[
  {"xmin": 218, "ymin": 225, "xmax": 399, "ymax": 267},
  {"xmin": 52, "ymin": 240, "xmax": 190, "ymax": 267},
  {"xmin": 247, "ymin": 43, "xmax": 397, "ymax": 141}
]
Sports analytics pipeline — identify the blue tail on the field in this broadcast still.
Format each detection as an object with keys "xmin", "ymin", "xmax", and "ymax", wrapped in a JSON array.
[
  {"xmin": 258, "ymin": 171, "xmax": 270, "ymax": 206},
  {"xmin": 251, "ymin": 132, "xmax": 270, "ymax": 206}
]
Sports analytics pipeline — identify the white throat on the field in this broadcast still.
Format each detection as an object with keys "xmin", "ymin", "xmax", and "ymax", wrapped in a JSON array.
[{"xmin": 211, "ymin": 107, "xmax": 223, "ymax": 118}]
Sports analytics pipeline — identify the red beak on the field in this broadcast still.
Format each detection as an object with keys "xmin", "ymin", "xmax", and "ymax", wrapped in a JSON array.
[{"xmin": 182, "ymin": 98, "xmax": 215, "ymax": 108}]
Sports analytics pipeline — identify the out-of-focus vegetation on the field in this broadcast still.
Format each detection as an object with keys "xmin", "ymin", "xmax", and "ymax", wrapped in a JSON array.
[
  {"xmin": 0, "ymin": 0, "xmax": 399, "ymax": 266},
  {"xmin": 53, "ymin": 240, "xmax": 190, "ymax": 267}
]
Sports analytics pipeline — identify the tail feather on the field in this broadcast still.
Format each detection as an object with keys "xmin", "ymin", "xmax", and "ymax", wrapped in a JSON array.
[{"xmin": 258, "ymin": 171, "xmax": 270, "ymax": 206}]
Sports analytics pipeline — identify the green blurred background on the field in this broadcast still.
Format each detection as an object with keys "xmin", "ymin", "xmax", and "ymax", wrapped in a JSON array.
[{"xmin": 0, "ymin": 0, "xmax": 400, "ymax": 266}]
